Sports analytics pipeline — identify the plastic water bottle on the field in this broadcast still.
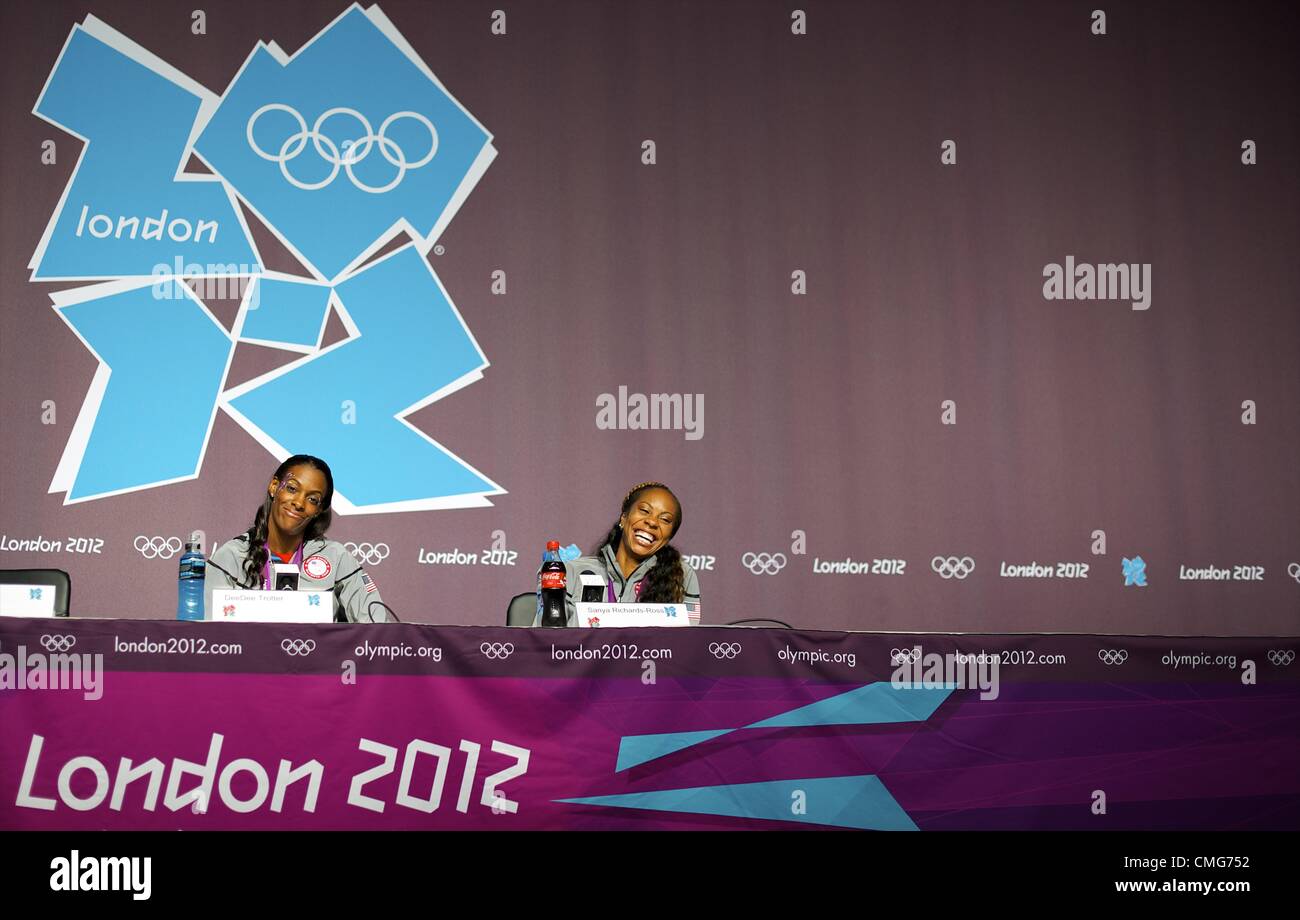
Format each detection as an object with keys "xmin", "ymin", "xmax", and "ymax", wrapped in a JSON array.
[
  {"xmin": 539, "ymin": 540, "xmax": 567, "ymax": 627},
  {"xmin": 177, "ymin": 536, "xmax": 206, "ymax": 621}
]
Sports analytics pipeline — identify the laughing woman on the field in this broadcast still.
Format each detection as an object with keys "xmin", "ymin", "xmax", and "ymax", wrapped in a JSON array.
[
  {"xmin": 203, "ymin": 454, "xmax": 391, "ymax": 623},
  {"xmin": 534, "ymin": 481, "xmax": 701, "ymax": 626}
]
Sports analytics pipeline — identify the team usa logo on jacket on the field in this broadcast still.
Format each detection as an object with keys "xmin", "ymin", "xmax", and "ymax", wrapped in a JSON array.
[
  {"xmin": 31, "ymin": 5, "xmax": 504, "ymax": 514},
  {"xmin": 303, "ymin": 555, "xmax": 331, "ymax": 579}
]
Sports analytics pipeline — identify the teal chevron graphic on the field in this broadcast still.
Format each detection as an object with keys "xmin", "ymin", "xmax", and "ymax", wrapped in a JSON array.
[
  {"xmin": 615, "ymin": 682, "xmax": 953, "ymax": 771},
  {"xmin": 559, "ymin": 775, "xmax": 918, "ymax": 831}
]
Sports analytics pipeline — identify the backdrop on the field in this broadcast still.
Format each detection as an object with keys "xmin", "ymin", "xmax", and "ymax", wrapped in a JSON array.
[{"xmin": 0, "ymin": 0, "xmax": 1296, "ymax": 632}]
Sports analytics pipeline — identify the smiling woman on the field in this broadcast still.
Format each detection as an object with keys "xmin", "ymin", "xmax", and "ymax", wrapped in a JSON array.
[
  {"xmin": 531, "ymin": 481, "xmax": 702, "ymax": 627},
  {"xmin": 202, "ymin": 455, "xmax": 391, "ymax": 623}
]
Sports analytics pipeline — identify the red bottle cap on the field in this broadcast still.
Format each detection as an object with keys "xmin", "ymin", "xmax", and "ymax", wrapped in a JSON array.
[{"xmin": 546, "ymin": 540, "xmax": 560, "ymax": 550}]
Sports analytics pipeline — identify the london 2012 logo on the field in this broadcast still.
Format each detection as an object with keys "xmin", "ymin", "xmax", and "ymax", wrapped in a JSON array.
[{"xmin": 30, "ymin": 5, "xmax": 503, "ymax": 513}]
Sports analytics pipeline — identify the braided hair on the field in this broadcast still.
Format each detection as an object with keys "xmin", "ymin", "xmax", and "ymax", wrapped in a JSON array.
[
  {"xmin": 241, "ymin": 455, "xmax": 335, "ymax": 589},
  {"xmin": 593, "ymin": 481, "xmax": 686, "ymax": 603}
]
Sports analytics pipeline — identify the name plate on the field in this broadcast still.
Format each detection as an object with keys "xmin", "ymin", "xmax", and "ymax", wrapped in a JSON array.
[
  {"xmin": 0, "ymin": 584, "xmax": 58, "ymax": 617},
  {"xmin": 576, "ymin": 603, "xmax": 691, "ymax": 628},
  {"xmin": 212, "ymin": 590, "xmax": 332, "ymax": 623}
]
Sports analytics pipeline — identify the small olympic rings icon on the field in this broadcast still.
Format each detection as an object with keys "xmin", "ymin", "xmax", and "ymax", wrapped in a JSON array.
[
  {"xmin": 1098, "ymin": 649, "xmax": 1129, "ymax": 665},
  {"xmin": 40, "ymin": 634, "xmax": 76, "ymax": 652},
  {"xmin": 135, "ymin": 535, "xmax": 183, "ymax": 559},
  {"xmin": 480, "ymin": 642, "xmax": 515, "ymax": 660},
  {"xmin": 345, "ymin": 542, "xmax": 390, "ymax": 566},
  {"xmin": 891, "ymin": 647, "xmax": 921, "ymax": 664},
  {"xmin": 742, "ymin": 552, "xmax": 787, "ymax": 575},
  {"xmin": 1267, "ymin": 650, "xmax": 1295, "ymax": 666},
  {"xmin": 709, "ymin": 642, "xmax": 741, "ymax": 659},
  {"xmin": 281, "ymin": 639, "xmax": 317, "ymax": 656},
  {"xmin": 931, "ymin": 556, "xmax": 975, "ymax": 579},
  {"xmin": 1288, "ymin": 563, "xmax": 1300, "ymax": 584},
  {"xmin": 247, "ymin": 104, "xmax": 438, "ymax": 194}
]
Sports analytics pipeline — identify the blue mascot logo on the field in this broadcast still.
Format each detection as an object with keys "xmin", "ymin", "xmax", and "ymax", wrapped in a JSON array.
[{"xmin": 31, "ymin": 5, "xmax": 502, "ymax": 513}]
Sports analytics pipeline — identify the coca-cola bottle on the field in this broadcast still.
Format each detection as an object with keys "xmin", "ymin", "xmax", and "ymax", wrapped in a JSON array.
[{"xmin": 540, "ymin": 540, "xmax": 568, "ymax": 627}]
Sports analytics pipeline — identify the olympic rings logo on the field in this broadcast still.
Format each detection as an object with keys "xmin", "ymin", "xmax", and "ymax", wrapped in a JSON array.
[
  {"xmin": 742, "ymin": 552, "xmax": 787, "ymax": 575},
  {"xmin": 345, "ymin": 542, "xmax": 390, "ymax": 566},
  {"xmin": 891, "ymin": 647, "xmax": 921, "ymax": 664},
  {"xmin": 40, "ymin": 634, "xmax": 76, "ymax": 652},
  {"xmin": 247, "ymin": 104, "xmax": 438, "ymax": 194},
  {"xmin": 1288, "ymin": 563, "xmax": 1300, "ymax": 584},
  {"xmin": 135, "ymin": 535, "xmax": 183, "ymax": 559},
  {"xmin": 1098, "ymin": 649, "xmax": 1128, "ymax": 665},
  {"xmin": 931, "ymin": 556, "xmax": 975, "ymax": 579},
  {"xmin": 280, "ymin": 639, "xmax": 317, "ymax": 656},
  {"xmin": 1267, "ymin": 650, "xmax": 1295, "ymax": 667},
  {"xmin": 480, "ymin": 642, "xmax": 515, "ymax": 660},
  {"xmin": 709, "ymin": 642, "xmax": 741, "ymax": 659}
]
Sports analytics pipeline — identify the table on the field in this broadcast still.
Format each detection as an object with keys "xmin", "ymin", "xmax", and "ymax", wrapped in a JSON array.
[{"xmin": 2, "ymin": 618, "xmax": 1297, "ymax": 830}]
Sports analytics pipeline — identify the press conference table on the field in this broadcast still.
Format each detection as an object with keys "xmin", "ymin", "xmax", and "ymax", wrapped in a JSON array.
[{"xmin": 2, "ymin": 617, "xmax": 1297, "ymax": 830}]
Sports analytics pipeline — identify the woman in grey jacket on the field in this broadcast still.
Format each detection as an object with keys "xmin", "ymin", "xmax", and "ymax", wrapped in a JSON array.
[
  {"xmin": 535, "ymin": 481, "xmax": 701, "ymax": 626},
  {"xmin": 203, "ymin": 454, "xmax": 390, "ymax": 623}
]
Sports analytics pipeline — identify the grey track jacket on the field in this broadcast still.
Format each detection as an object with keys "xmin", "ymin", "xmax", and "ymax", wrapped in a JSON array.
[
  {"xmin": 204, "ymin": 535, "xmax": 391, "ymax": 623},
  {"xmin": 533, "ymin": 543, "xmax": 701, "ymax": 627}
]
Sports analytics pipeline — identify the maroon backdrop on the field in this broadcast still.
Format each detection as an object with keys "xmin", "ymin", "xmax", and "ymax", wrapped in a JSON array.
[{"xmin": 0, "ymin": 0, "xmax": 1297, "ymax": 632}]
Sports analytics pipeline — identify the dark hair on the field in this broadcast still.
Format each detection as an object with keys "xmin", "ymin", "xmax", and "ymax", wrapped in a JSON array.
[
  {"xmin": 593, "ymin": 481, "xmax": 685, "ymax": 603},
  {"xmin": 241, "ymin": 455, "xmax": 334, "ymax": 588}
]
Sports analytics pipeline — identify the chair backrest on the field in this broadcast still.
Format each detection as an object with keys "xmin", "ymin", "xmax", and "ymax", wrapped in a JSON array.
[
  {"xmin": 0, "ymin": 569, "xmax": 71, "ymax": 616},
  {"xmin": 506, "ymin": 592, "xmax": 536, "ymax": 627}
]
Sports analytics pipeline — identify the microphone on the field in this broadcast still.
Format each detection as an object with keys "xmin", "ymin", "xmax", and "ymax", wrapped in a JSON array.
[
  {"xmin": 578, "ymin": 569, "xmax": 607, "ymax": 604},
  {"xmin": 272, "ymin": 563, "xmax": 301, "ymax": 591},
  {"xmin": 367, "ymin": 600, "xmax": 399, "ymax": 623}
]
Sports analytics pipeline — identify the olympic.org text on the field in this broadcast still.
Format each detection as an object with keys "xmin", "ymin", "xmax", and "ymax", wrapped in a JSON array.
[
  {"xmin": 50, "ymin": 850, "xmax": 150, "ymax": 901},
  {"xmin": 0, "ymin": 642, "xmax": 103, "ymax": 701},
  {"xmin": 778, "ymin": 646, "xmax": 857, "ymax": 668},
  {"xmin": 1163, "ymin": 651, "xmax": 1237, "ymax": 670},
  {"xmin": 891, "ymin": 648, "xmax": 1000, "ymax": 700},
  {"xmin": 355, "ymin": 639, "xmax": 443, "ymax": 662},
  {"xmin": 114, "ymin": 635, "xmax": 242, "ymax": 656}
]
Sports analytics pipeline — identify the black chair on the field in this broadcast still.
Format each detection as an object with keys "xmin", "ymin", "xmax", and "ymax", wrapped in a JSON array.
[
  {"xmin": 0, "ymin": 569, "xmax": 71, "ymax": 616},
  {"xmin": 505, "ymin": 592, "xmax": 536, "ymax": 627}
]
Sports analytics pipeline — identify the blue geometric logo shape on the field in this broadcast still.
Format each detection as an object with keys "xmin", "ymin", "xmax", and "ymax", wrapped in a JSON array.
[
  {"xmin": 559, "ymin": 775, "xmax": 919, "ymax": 832},
  {"xmin": 33, "ymin": 7, "xmax": 501, "ymax": 511},
  {"xmin": 193, "ymin": 4, "xmax": 492, "ymax": 281},
  {"xmin": 30, "ymin": 20, "xmax": 259, "ymax": 281},
  {"xmin": 1122, "ymin": 556, "xmax": 1148, "ymax": 587},
  {"xmin": 238, "ymin": 276, "xmax": 332, "ymax": 352},
  {"xmin": 223, "ymin": 246, "xmax": 499, "ymax": 511},
  {"xmin": 50, "ymin": 279, "xmax": 235, "ymax": 501}
]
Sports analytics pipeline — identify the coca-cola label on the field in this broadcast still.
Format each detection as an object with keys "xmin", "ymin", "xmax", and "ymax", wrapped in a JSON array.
[{"xmin": 540, "ymin": 571, "xmax": 566, "ymax": 590}]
